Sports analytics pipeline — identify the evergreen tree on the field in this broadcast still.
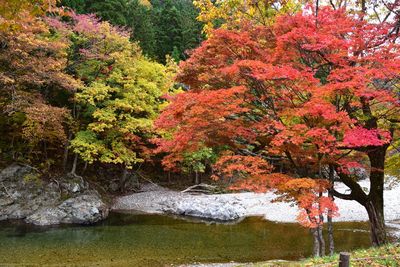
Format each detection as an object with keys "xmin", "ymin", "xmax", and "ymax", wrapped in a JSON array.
[
  {"xmin": 126, "ymin": 0, "xmax": 157, "ymax": 57},
  {"xmin": 61, "ymin": 0, "xmax": 203, "ymax": 62},
  {"xmin": 152, "ymin": 0, "xmax": 182, "ymax": 62},
  {"xmin": 83, "ymin": 0, "xmax": 130, "ymax": 26}
]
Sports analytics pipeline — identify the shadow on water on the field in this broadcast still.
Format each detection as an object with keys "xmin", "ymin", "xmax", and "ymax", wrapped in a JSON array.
[{"xmin": 0, "ymin": 212, "xmax": 377, "ymax": 266}]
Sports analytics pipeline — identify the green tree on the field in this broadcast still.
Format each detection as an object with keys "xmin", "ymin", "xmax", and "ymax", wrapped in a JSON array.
[
  {"xmin": 126, "ymin": 0, "xmax": 157, "ymax": 57},
  {"xmin": 61, "ymin": 14, "xmax": 172, "ymax": 189},
  {"xmin": 61, "ymin": 0, "xmax": 204, "ymax": 62}
]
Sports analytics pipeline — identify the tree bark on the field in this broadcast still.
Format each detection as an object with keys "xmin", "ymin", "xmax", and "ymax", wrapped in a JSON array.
[
  {"xmin": 317, "ymin": 191, "xmax": 326, "ymax": 256},
  {"xmin": 365, "ymin": 147, "xmax": 388, "ymax": 246},
  {"xmin": 365, "ymin": 199, "xmax": 387, "ymax": 246},
  {"xmin": 318, "ymin": 217, "xmax": 326, "ymax": 256},
  {"xmin": 327, "ymin": 212, "xmax": 334, "ymax": 255},
  {"xmin": 63, "ymin": 132, "xmax": 73, "ymax": 172},
  {"xmin": 120, "ymin": 167, "xmax": 129, "ymax": 192},
  {"xmin": 311, "ymin": 227, "xmax": 321, "ymax": 257},
  {"xmin": 327, "ymin": 166, "xmax": 335, "ymax": 256},
  {"xmin": 70, "ymin": 153, "xmax": 78, "ymax": 175}
]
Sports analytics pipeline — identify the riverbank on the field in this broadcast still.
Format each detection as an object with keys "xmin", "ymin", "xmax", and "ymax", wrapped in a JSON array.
[
  {"xmin": 179, "ymin": 243, "xmax": 400, "ymax": 267},
  {"xmin": 113, "ymin": 180, "xmax": 400, "ymax": 227}
]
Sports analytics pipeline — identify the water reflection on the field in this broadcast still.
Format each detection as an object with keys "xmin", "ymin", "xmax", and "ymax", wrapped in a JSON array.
[{"xmin": 0, "ymin": 213, "xmax": 374, "ymax": 266}]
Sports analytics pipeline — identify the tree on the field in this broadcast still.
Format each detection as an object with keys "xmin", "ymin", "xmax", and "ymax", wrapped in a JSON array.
[
  {"xmin": 0, "ymin": 0, "xmax": 79, "ymax": 167},
  {"xmin": 193, "ymin": 0, "xmax": 299, "ymax": 35},
  {"xmin": 152, "ymin": 0, "xmax": 182, "ymax": 62},
  {"xmin": 61, "ymin": 0, "xmax": 130, "ymax": 25},
  {"xmin": 156, "ymin": 6, "xmax": 400, "ymax": 247},
  {"xmin": 61, "ymin": 0, "xmax": 204, "ymax": 62},
  {"xmin": 126, "ymin": 0, "xmax": 157, "ymax": 57},
  {"xmin": 50, "ymin": 13, "xmax": 173, "ymax": 189}
]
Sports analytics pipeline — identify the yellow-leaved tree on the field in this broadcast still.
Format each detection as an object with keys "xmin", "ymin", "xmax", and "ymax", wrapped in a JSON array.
[
  {"xmin": 48, "ymin": 14, "xmax": 175, "ymax": 189},
  {"xmin": 194, "ymin": 0, "xmax": 299, "ymax": 35}
]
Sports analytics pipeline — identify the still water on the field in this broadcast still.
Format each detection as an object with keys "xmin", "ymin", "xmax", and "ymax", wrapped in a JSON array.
[{"xmin": 0, "ymin": 212, "xmax": 372, "ymax": 266}]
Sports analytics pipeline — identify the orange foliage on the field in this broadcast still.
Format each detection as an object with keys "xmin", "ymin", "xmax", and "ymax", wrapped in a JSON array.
[{"xmin": 155, "ymin": 6, "xmax": 400, "ymax": 227}]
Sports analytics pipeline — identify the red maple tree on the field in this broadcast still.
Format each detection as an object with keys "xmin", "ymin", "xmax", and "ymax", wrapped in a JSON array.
[{"xmin": 156, "ymin": 6, "xmax": 400, "ymax": 246}]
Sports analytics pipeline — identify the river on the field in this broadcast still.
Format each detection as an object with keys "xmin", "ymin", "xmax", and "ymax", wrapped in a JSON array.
[{"xmin": 0, "ymin": 212, "xmax": 374, "ymax": 266}]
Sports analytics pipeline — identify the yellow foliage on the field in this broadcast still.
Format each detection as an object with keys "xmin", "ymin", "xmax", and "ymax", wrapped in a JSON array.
[{"xmin": 193, "ymin": 0, "xmax": 300, "ymax": 35}]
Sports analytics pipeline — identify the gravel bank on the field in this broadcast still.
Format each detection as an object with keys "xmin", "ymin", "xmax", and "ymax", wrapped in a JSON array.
[{"xmin": 113, "ymin": 180, "xmax": 400, "ymax": 224}]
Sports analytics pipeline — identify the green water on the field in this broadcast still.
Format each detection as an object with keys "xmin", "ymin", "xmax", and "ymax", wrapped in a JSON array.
[{"xmin": 0, "ymin": 212, "xmax": 372, "ymax": 266}]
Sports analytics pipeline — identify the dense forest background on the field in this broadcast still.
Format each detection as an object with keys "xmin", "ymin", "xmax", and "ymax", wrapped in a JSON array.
[{"xmin": 60, "ymin": 0, "xmax": 204, "ymax": 62}]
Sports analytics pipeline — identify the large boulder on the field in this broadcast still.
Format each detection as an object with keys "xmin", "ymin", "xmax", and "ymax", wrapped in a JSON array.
[
  {"xmin": 26, "ymin": 193, "xmax": 109, "ymax": 226},
  {"xmin": 0, "ymin": 164, "xmax": 108, "ymax": 225},
  {"xmin": 0, "ymin": 164, "xmax": 60, "ymax": 220},
  {"xmin": 162, "ymin": 196, "xmax": 246, "ymax": 221}
]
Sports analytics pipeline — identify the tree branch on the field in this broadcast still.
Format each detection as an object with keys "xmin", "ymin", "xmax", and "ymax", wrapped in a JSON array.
[{"xmin": 331, "ymin": 189, "xmax": 354, "ymax": 200}]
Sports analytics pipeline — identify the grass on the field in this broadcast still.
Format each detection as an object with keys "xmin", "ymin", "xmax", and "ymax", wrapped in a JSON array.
[{"xmin": 249, "ymin": 243, "xmax": 400, "ymax": 266}]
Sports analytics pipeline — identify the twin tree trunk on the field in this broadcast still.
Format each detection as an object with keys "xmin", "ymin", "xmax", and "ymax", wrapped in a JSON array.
[{"xmin": 313, "ymin": 146, "xmax": 387, "ymax": 257}]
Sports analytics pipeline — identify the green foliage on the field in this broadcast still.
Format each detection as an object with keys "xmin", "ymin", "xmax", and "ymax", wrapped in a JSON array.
[
  {"xmin": 182, "ymin": 147, "xmax": 216, "ymax": 174},
  {"xmin": 151, "ymin": 0, "xmax": 203, "ymax": 62},
  {"xmin": 126, "ymin": 0, "xmax": 157, "ymax": 57},
  {"xmin": 386, "ymin": 139, "xmax": 400, "ymax": 179},
  {"xmin": 23, "ymin": 172, "xmax": 42, "ymax": 185},
  {"xmin": 61, "ymin": 0, "xmax": 204, "ymax": 62},
  {"xmin": 66, "ymin": 15, "xmax": 172, "ymax": 168},
  {"xmin": 302, "ymin": 243, "xmax": 400, "ymax": 267},
  {"xmin": 250, "ymin": 243, "xmax": 400, "ymax": 266},
  {"xmin": 0, "ymin": 1, "xmax": 175, "ymax": 174}
]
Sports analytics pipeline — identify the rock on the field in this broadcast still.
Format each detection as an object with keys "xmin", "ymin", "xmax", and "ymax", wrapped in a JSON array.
[
  {"xmin": 25, "ymin": 207, "xmax": 67, "ymax": 226},
  {"xmin": 60, "ymin": 173, "xmax": 88, "ymax": 194},
  {"xmin": 112, "ymin": 184, "xmax": 246, "ymax": 221},
  {"xmin": 57, "ymin": 193, "xmax": 108, "ymax": 224},
  {"xmin": 162, "ymin": 196, "xmax": 245, "ymax": 221},
  {"xmin": 0, "ymin": 163, "xmax": 34, "ymax": 182},
  {"xmin": 0, "ymin": 164, "xmax": 109, "ymax": 226},
  {"xmin": 109, "ymin": 181, "xmax": 119, "ymax": 192},
  {"xmin": 0, "ymin": 198, "xmax": 14, "ymax": 207},
  {"xmin": 26, "ymin": 193, "xmax": 108, "ymax": 226}
]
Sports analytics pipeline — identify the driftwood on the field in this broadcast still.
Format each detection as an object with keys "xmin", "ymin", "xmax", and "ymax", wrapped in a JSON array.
[
  {"xmin": 135, "ymin": 172, "xmax": 158, "ymax": 187},
  {"xmin": 181, "ymin": 183, "xmax": 218, "ymax": 194}
]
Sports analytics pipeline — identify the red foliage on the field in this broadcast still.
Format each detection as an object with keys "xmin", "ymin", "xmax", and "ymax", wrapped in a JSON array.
[
  {"xmin": 155, "ymin": 6, "xmax": 400, "ymax": 227},
  {"xmin": 342, "ymin": 127, "xmax": 392, "ymax": 148}
]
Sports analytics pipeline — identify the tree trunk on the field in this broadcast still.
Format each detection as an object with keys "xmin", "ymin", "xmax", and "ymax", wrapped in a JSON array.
[
  {"xmin": 82, "ymin": 161, "xmax": 88, "ymax": 175},
  {"xmin": 365, "ymin": 200, "xmax": 387, "ymax": 246},
  {"xmin": 317, "ymin": 191, "xmax": 326, "ymax": 256},
  {"xmin": 327, "ymin": 214, "xmax": 334, "ymax": 255},
  {"xmin": 63, "ymin": 133, "xmax": 73, "ymax": 172},
  {"xmin": 366, "ymin": 147, "xmax": 388, "ymax": 246},
  {"xmin": 195, "ymin": 171, "xmax": 200, "ymax": 184},
  {"xmin": 70, "ymin": 153, "xmax": 78, "ymax": 175},
  {"xmin": 317, "ymin": 217, "xmax": 326, "ymax": 256},
  {"xmin": 327, "ymin": 167, "xmax": 335, "ymax": 256},
  {"xmin": 327, "ymin": 191, "xmax": 335, "ymax": 256},
  {"xmin": 120, "ymin": 167, "xmax": 128, "ymax": 192},
  {"xmin": 311, "ymin": 227, "xmax": 320, "ymax": 257}
]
